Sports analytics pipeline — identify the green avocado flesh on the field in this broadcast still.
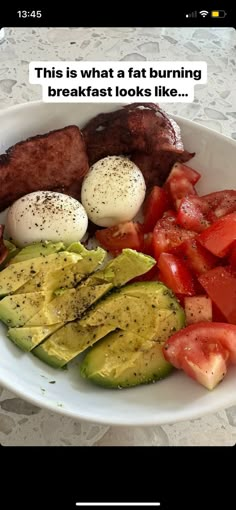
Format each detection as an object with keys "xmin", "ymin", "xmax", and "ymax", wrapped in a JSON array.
[
  {"xmin": 8, "ymin": 250, "xmax": 155, "ymax": 351},
  {"xmin": 0, "ymin": 251, "xmax": 81, "ymax": 298},
  {"xmin": 0, "ymin": 291, "xmax": 52, "ymax": 327},
  {"xmin": 9, "ymin": 241, "xmax": 66, "ymax": 264},
  {"xmin": 18, "ymin": 247, "xmax": 105, "ymax": 294},
  {"xmin": 0, "ymin": 246, "xmax": 105, "ymax": 327},
  {"xmin": 0, "ymin": 238, "xmax": 186, "ymax": 389},
  {"xmin": 25, "ymin": 249, "xmax": 155, "ymax": 327},
  {"xmin": 8, "ymin": 324, "xmax": 63, "ymax": 352},
  {"xmin": 34, "ymin": 282, "xmax": 185, "ymax": 384},
  {"xmin": 80, "ymin": 329, "xmax": 173, "ymax": 388}
]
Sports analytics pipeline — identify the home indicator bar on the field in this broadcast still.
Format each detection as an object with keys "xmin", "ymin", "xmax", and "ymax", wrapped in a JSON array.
[{"xmin": 75, "ymin": 504, "xmax": 161, "ymax": 508}]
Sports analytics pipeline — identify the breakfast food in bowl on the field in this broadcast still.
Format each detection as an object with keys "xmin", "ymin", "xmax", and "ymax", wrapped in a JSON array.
[
  {"xmin": 82, "ymin": 102, "xmax": 194, "ymax": 188},
  {"xmin": 81, "ymin": 156, "xmax": 146, "ymax": 227},
  {"xmin": 0, "ymin": 101, "xmax": 236, "ymax": 409},
  {"xmin": 0, "ymin": 125, "xmax": 88, "ymax": 211},
  {"xmin": 6, "ymin": 191, "xmax": 88, "ymax": 247}
]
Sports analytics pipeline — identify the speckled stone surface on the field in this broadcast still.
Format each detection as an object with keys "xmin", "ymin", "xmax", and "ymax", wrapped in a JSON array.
[{"xmin": 0, "ymin": 27, "xmax": 236, "ymax": 446}]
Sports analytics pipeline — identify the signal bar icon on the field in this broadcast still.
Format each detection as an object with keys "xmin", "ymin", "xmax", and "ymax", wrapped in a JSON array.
[{"xmin": 186, "ymin": 11, "xmax": 197, "ymax": 18}]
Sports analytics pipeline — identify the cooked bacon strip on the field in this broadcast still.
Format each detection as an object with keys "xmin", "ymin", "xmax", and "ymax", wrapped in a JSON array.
[
  {"xmin": 0, "ymin": 126, "xmax": 89, "ymax": 212},
  {"xmin": 0, "ymin": 225, "xmax": 8, "ymax": 265},
  {"xmin": 83, "ymin": 103, "xmax": 194, "ymax": 188}
]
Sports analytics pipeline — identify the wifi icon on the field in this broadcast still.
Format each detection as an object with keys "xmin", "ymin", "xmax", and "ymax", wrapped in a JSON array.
[{"xmin": 199, "ymin": 10, "xmax": 209, "ymax": 17}]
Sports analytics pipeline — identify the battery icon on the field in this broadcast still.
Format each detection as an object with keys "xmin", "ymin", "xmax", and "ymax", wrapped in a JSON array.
[{"xmin": 211, "ymin": 10, "xmax": 227, "ymax": 17}]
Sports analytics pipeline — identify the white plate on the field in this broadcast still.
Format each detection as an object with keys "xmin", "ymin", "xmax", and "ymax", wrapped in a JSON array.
[{"xmin": 0, "ymin": 101, "xmax": 236, "ymax": 426}]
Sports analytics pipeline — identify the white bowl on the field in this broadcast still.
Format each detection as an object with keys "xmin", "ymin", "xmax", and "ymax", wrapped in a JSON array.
[{"xmin": 0, "ymin": 101, "xmax": 236, "ymax": 426}]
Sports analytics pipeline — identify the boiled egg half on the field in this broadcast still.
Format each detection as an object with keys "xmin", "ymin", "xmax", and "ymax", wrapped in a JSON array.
[
  {"xmin": 6, "ymin": 191, "xmax": 88, "ymax": 247},
  {"xmin": 81, "ymin": 156, "xmax": 146, "ymax": 227}
]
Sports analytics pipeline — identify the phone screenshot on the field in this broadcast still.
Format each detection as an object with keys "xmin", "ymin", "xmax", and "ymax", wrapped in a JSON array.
[{"xmin": 0, "ymin": 5, "xmax": 235, "ymax": 471}]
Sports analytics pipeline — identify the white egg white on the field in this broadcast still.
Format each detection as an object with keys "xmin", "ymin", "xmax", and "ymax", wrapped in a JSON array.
[
  {"xmin": 81, "ymin": 156, "xmax": 146, "ymax": 227},
  {"xmin": 6, "ymin": 191, "xmax": 88, "ymax": 247}
]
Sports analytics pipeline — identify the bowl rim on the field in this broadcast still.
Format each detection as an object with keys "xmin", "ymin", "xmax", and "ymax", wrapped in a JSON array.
[
  {"xmin": 2, "ymin": 368, "xmax": 236, "ymax": 426},
  {"xmin": 0, "ymin": 99, "xmax": 236, "ymax": 426},
  {"xmin": 0, "ymin": 99, "xmax": 235, "ymax": 148}
]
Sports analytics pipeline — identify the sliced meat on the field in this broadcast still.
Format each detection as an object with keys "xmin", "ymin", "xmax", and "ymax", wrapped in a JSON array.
[
  {"xmin": 0, "ymin": 125, "xmax": 89, "ymax": 211},
  {"xmin": 0, "ymin": 225, "xmax": 8, "ymax": 265},
  {"xmin": 83, "ymin": 103, "xmax": 194, "ymax": 188}
]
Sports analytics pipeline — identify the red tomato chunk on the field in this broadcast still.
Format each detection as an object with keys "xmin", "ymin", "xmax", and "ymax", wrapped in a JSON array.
[
  {"xmin": 95, "ymin": 222, "xmax": 143, "ymax": 254},
  {"xmin": 165, "ymin": 162, "xmax": 201, "ymax": 185},
  {"xmin": 166, "ymin": 178, "xmax": 197, "ymax": 209},
  {"xmin": 199, "ymin": 266, "xmax": 236, "ymax": 326},
  {"xmin": 142, "ymin": 186, "xmax": 169, "ymax": 233},
  {"xmin": 178, "ymin": 238, "xmax": 219, "ymax": 276},
  {"xmin": 163, "ymin": 322, "xmax": 231, "ymax": 390},
  {"xmin": 198, "ymin": 213, "xmax": 236, "ymax": 257},
  {"xmin": 177, "ymin": 196, "xmax": 211, "ymax": 233},
  {"xmin": 164, "ymin": 163, "xmax": 200, "ymax": 209},
  {"xmin": 153, "ymin": 215, "xmax": 196, "ymax": 259},
  {"xmin": 203, "ymin": 190, "xmax": 236, "ymax": 219},
  {"xmin": 158, "ymin": 252, "xmax": 196, "ymax": 296}
]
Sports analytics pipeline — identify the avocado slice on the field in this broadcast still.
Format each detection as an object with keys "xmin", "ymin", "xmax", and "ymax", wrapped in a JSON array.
[
  {"xmin": 8, "ymin": 324, "xmax": 62, "ymax": 351},
  {"xmin": 26, "ymin": 282, "xmax": 112, "ymax": 326},
  {"xmin": 0, "ymin": 251, "xmax": 81, "ymax": 298},
  {"xmin": 9, "ymin": 241, "xmax": 65, "ymax": 264},
  {"xmin": 17, "ymin": 246, "xmax": 105, "ymax": 294},
  {"xmin": 0, "ymin": 291, "xmax": 52, "ymax": 327},
  {"xmin": 80, "ymin": 329, "xmax": 172, "ymax": 388},
  {"xmin": 10, "ymin": 250, "xmax": 155, "ymax": 351},
  {"xmin": 2, "ymin": 247, "xmax": 105, "ymax": 326},
  {"xmin": 25, "ymin": 249, "xmax": 154, "ymax": 327},
  {"xmin": 33, "ymin": 281, "xmax": 185, "ymax": 369},
  {"xmin": 66, "ymin": 242, "xmax": 90, "ymax": 256}
]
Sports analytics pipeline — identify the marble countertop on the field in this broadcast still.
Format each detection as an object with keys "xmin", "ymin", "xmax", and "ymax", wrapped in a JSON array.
[{"xmin": 0, "ymin": 26, "xmax": 236, "ymax": 446}]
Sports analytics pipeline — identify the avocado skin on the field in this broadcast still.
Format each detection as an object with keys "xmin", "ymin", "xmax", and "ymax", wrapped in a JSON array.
[{"xmin": 80, "ymin": 330, "xmax": 173, "ymax": 388}]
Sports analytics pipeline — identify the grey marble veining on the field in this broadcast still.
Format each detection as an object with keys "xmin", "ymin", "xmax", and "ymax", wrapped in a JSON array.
[{"xmin": 0, "ymin": 27, "xmax": 236, "ymax": 446}]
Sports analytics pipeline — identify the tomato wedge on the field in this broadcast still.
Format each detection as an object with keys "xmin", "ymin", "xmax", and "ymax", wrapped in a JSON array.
[
  {"xmin": 198, "ymin": 266, "xmax": 236, "ymax": 325},
  {"xmin": 165, "ymin": 162, "xmax": 201, "ymax": 185},
  {"xmin": 167, "ymin": 178, "xmax": 197, "ymax": 209},
  {"xmin": 177, "ymin": 196, "xmax": 211, "ymax": 232},
  {"xmin": 163, "ymin": 322, "xmax": 230, "ymax": 390},
  {"xmin": 142, "ymin": 186, "xmax": 169, "ymax": 233},
  {"xmin": 95, "ymin": 222, "xmax": 144, "ymax": 254},
  {"xmin": 164, "ymin": 163, "xmax": 200, "ymax": 209},
  {"xmin": 158, "ymin": 252, "xmax": 196, "ymax": 296},
  {"xmin": 203, "ymin": 190, "xmax": 236, "ymax": 219},
  {"xmin": 178, "ymin": 238, "xmax": 218, "ymax": 276},
  {"xmin": 198, "ymin": 213, "xmax": 236, "ymax": 257},
  {"xmin": 177, "ymin": 191, "xmax": 236, "ymax": 233},
  {"xmin": 153, "ymin": 214, "xmax": 196, "ymax": 259}
]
